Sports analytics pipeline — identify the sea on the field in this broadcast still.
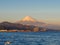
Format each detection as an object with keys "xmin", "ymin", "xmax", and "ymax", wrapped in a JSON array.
[{"xmin": 0, "ymin": 31, "xmax": 60, "ymax": 45}]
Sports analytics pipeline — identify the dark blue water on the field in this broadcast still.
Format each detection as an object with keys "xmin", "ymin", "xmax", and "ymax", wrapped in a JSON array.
[{"xmin": 0, "ymin": 31, "xmax": 60, "ymax": 45}]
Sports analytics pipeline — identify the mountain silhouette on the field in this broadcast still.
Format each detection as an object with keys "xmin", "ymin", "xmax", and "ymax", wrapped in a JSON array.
[{"xmin": 17, "ymin": 16, "xmax": 46, "ymax": 27}]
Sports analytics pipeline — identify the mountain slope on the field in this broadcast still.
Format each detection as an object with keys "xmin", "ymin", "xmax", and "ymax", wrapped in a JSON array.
[
  {"xmin": 17, "ymin": 16, "xmax": 46, "ymax": 27},
  {"xmin": 20, "ymin": 16, "xmax": 37, "ymax": 22}
]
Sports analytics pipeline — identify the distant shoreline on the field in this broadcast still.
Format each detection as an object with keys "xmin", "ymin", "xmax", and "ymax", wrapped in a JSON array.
[{"xmin": 0, "ymin": 30, "xmax": 60, "ymax": 32}]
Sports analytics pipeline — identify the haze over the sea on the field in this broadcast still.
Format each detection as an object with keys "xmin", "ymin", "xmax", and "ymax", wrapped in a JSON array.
[{"xmin": 0, "ymin": 0, "xmax": 60, "ymax": 25}]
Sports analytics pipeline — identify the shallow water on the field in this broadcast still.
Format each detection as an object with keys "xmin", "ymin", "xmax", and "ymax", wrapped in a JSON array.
[{"xmin": 0, "ymin": 31, "xmax": 60, "ymax": 45}]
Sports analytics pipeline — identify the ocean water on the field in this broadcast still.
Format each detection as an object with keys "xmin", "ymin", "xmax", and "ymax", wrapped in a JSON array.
[{"xmin": 0, "ymin": 31, "xmax": 60, "ymax": 45}]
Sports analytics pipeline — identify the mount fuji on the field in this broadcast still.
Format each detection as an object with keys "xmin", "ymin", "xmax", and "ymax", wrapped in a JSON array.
[
  {"xmin": 17, "ymin": 16, "xmax": 47, "ymax": 27},
  {"xmin": 20, "ymin": 16, "xmax": 37, "ymax": 22}
]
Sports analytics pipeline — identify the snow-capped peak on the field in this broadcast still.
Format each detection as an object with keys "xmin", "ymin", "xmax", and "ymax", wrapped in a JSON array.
[{"xmin": 20, "ymin": 16, "xmax": 37, "ymax": 22}]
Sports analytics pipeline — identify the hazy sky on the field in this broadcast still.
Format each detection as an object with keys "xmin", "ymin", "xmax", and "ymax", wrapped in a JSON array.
[{"xmin": 0, "ymin": 0, "xmax": 60, "ymax": 25}]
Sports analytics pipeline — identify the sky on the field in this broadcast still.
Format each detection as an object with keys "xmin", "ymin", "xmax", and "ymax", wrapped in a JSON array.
[{"xmin": 0, "ymin": 0, "xmax": 60, "ymax": 25}]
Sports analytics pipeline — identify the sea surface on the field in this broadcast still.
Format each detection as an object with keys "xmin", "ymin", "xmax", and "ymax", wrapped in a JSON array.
[{"xmin": 0, "ymin": 31, "xmax": 60, "ymax": 45}]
